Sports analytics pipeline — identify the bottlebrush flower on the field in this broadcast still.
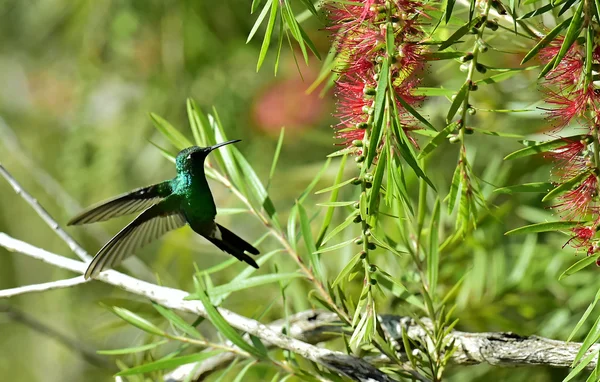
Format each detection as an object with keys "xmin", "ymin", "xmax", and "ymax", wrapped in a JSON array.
[
  {"xmin": 553, "ymin": 174, "xmax": 598, "ymax": 219},
  {"xmin": 326, "ymin": 0, "xmax": 427, "ymax": 153},
  {"xmin": 564, "ymin": 225, "xmax": 598, "ymax": 256}
]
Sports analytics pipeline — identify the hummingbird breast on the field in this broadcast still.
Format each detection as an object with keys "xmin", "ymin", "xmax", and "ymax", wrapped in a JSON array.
[{"xmin": 172, "ymin": 172, "xmax": 217, "ymax": 223}]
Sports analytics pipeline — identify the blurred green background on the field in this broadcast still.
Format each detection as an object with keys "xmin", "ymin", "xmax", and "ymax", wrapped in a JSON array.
[{"xmin": 0, "ymin": 1, "xmax": 595, "ymax": 381}]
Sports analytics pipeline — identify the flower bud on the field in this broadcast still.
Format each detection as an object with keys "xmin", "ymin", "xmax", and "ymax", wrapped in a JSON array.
[
  {"xmin": 475, "ymin": 63, "xmax": 487, "ymax": 74},
  {"xmin": 359, "ymin": 251, "xmax": 368, "ymax": 259},
  {"xmin": 460, "ymin": 52, "xmax": 474, "ymax": 62},
  {"xmin": 353, "ymin": 140, "xmax": 364, "ymax": 147},
  {"xmin": 369, "ymin": 264, "xmax": 377, "ymax": 272},
  {"xmin": 448, "ymin": 134, "xmax": 460, "ymax": 144},
  {"xmin": 367, "ymin": 242, "xmax": 376, "ymax": 250},
  {"xmin": 355, "ymin": 155, "xmax": 365, "ymax": 163},
  {"xmin": 486, "ymin": 20, "xmax": 499, "ymax": 31},
  {"xmin": 353, "ymin": 215, "xmax": 362, "ymax": 223},
  {"xmin": 355, "ymin": 238, "xmax": 364, "ymax": 245}
]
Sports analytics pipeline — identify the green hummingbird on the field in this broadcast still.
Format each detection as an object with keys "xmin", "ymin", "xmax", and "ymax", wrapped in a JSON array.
[{"xmin": 69, "ymin": 140, "xmax": 259, "ymax": 279}]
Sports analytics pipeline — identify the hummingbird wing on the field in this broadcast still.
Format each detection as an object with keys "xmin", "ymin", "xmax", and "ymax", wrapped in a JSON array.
[
  {"xmin": 68, "ymin": 181, "xmax": 172, "ymax": 225},
  {"xmin": 84, "ymin": 197, "xmax": 185, "ymax": 279},
  {"xmin": 193, "ymin": 222, "xmax": 260, "ymax": 269}
]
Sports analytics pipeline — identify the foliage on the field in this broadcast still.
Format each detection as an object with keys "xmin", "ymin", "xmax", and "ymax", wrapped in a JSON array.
[{"xmin": 4, "ymin": 0, "xmax": 600, "ymax": 381}]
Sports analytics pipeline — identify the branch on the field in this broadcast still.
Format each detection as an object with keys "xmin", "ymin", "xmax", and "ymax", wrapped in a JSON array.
[
  {"xmin": 0, "ymin": 233, "xmax": 394, "ymax": 382},
  {"xmin": 0, "ymin": 276, "xmax": 89, "ymax": 298},
  {"xmin": 168, "ymin": 312, "xmax": 598, "ymax": 381}
]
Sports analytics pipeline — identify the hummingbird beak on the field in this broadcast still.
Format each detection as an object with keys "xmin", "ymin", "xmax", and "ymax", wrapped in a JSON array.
[{"xmin": 209, "ymin": 139, "xmax": 241, "ymax": 151}]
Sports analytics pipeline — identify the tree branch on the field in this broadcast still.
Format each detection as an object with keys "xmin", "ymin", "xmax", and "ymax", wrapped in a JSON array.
[
  {"xmin": 0, "ymin": 276, "xmax": 89, "ymax": 298},
  {"xmin": 167, "ymin": 312, "xmax": 598, "ymax": 381},
  {"xmin": 0, "ymin": 233, "xmax": 394, "ymax": 382}
]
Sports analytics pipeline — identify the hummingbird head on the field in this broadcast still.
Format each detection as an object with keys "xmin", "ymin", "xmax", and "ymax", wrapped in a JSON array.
[{"xmin": 175, "ymin": 140, "xmax": 241, "ymax": 173}]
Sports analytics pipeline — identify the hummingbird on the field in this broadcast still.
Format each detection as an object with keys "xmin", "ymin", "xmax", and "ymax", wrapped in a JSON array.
[{"xmin": 69, "ymin": 140, "xmax": 260, "ymax": 279}]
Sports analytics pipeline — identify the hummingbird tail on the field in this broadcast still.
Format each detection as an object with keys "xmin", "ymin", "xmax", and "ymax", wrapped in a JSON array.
[{"xmin": 204, "ymin": 224, "xmax": 260, "ymax": 269}]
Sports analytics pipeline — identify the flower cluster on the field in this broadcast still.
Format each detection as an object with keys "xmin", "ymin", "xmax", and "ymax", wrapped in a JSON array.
[
  {"xmin": 539, "ymin": 38, "xmax": 600, "ymax": 255},
  {"xmin": 326, "ymin": 0, "xmax": 426, "ymax": 152}
]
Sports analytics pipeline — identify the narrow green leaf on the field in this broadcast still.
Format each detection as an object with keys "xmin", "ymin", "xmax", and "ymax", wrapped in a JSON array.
[
  {"xmin": 186, "ymin": 98, "xmax": 204, "ymax": 146},
  {"xmin": 505, "ymin": 221, "xmax": 583, "ymax": 235},
  {"xmin": 521, "ymin": 17, "xmax": 573, "ymax": 64},
  {"xmin": 439, "ymin": 17, "xmax": 481, "ymax": 51},
  {"xmin": 115, "ymin": 350, "xmax": 223, "ymax": 376},
  {"xmin": 412, "ymin": 87, "xmax": 457, "ymax": 96},
  {"xmin": 315, "ymin": 177, "xmax": 357, "ymax": 194},
  {"xmin": 315, "ymin": 238, "xmax": 356, "ymax": 254},
  {"xmin": 559, "ymin": 254, "xmax": 600, "ymax": 280},
  {"xmin": 375, "ymin": 271, "xmax": 425, "ymax": 311},
  {"xmin": 233, "ymin": 361, "xmax": 255, "ymax": 382},
  {"xmin": 317, "ymin": 201, "xmax": 355, "ymax": 207},
  {"xmin": 504, "ymin": 134, "xmax": 589, "ymax": 160},
  {"xmin": 469, "ymin": 128, "xmax": 524, "ymax": 138},
  {"xmin": 418, "ymin": 122, "xmax": 456, "ymax": 159},
  {"xmin": 249, "ymin": 0, "xmax": 274, "ymax": 43},
  {"xmin": 518, "ymin": 2, "xmax": 556, "ymax": 19},
  {"xmin": 446, "ymin": 81, "xmax": 469, "ymax": 123},
  {"xmin": 268, "ymin": 128, "xmax": 285, "ymax": 189},
  {"xmin": 494, "ymin": 182, "xmax": 553, "ymax": 194},
  {"xmin": 394, "ymin": 91, "xmax": 437, "ymax": 131},
  {"xmin": 428, "ymin": 199, "xmax": 440, "ymax": 292},
  {"xmin": 110, "ymin": 307, "xmax": 165, "ymax": 337},
  {"xmin": 476, "ymin": 66, "xmax": 539, "ymax": 85},
  {"xmin": 150, "ymin": 113, "xmax": 193, "ymax": 150},
  {"xmin": 297, "ymin": 0, "xmax": 319, "ymax": 17},
  {"xmin": 207, "ymin": 273, "xmax": 304, "ymax": 297},
  {"xmin": 542, "ymin": 171, "xmax": 590, "ymax": 202},
  {"xmin": 368, "ymin": 149, "xmax": 387, "ymax": 219},
  {"xmin": 298, "ymin": 201, "xmax": 323, "ymax": 281},
  {"xmin": 316, "ymin": 155, "xmax": 348, "ymax": 247},
  {"xmin": 445, "ymin": 0, "xmax": 456, "ymax": 23},
  {"xmin": 194, "ymin": 278, "xmax": 268, "ymax": 359},
  {"xmin": 447, "ymin": 164, "xmax": 461, "ymax": 214},
  {"xmin": 152, "ymin": 303, "xmax": 203, "ymax": 339},
  {"xmin": 321, "ymin": 211, "xmax": 359, "ymax": 245},
  {"xmin": 422, "ymin": 51, "xmax": 465, "ymax": 60},
  {"xmin": 568, "ymin": 287, "xmax": 600, "ymax": 341},
  {"xmin": 573, "ymin": 313, "xmax": 600, "ymax": 368},
  {"xmin": 553, "ymin": 1, "xmax": 584, "ymax": 70},
  {"xmin": 251, "ymin": 0, "xmax": 265, "ymax": 13},
  {"xmin": 367, "ymin": 59, "xmax": 390, "ymax": 167},
  {"xmin": 565, "ymin": 350, "xmax": 599, "ymax": 381},
  {"xmin": 257, "ymin": 0, "xmax": 279, "ymax": 71},
  {"xmin": 98, "ymin": 340, "xmax": 168, "ymax": 355}
]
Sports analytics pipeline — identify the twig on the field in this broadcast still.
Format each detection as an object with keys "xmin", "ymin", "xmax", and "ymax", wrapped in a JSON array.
[
  {"xmin": 0, "ymin": 233, "xmax": 394, "ymax": 382},
  {"xmin": 0, "ymin": 163, "xmax": 91, "ymax": 262},
  {"xmin": 0, "ymin": 276, "xmax": 89, "ymax": 298},
  {"xmin": 0, "ymin": 303, "xmax": 112, "ymax": 369}
]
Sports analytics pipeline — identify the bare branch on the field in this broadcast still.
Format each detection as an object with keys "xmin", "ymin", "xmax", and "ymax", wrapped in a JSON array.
[
  {"xmin": 0, "ymin": 233, "xmax": 394, "ymax": 382},
  {"xmin": 168, "ymin": 312, "xmax": 599, "ymax": 381},
  {"xmin": 0, "ymin": 276, "xmax": 89, "ymax": 298}
]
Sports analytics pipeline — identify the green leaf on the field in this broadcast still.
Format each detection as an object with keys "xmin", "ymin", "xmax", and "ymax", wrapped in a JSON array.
[
  {"xmin": 439, "ymin": 17, "xmax": 481, "ymax": 51},
  {"xmin": 428, "ymin": 199, "xmax": 440, "ymax": 292},
  {"xmin": 553, "ymin": 1, "xmax": 584, "ymax": 71},
  {"xmin": 206, "ymin": 273, "xmax": 304, "ymax": 297},
  {"xmin": 568, "ymin": 287, "xmax": 600, "ymax": 341},
  {"xmin": 418, "ymin": 122, "xmax": 456, "ymax": 159},
  {"xmin": 257, "ymin": 0, "xmax": 279, "ymax": 71},
  {"xmin": 394, "ymin": 90, "xmax": 437, "ymax": 131},
  {"xmin": 505, "ymin": 221, "xmax": 582, "ymax": 235},
  {"xmin": 476, "ymin": 66, "xmax": 539, "ymax": 85},
  {"xmin": 565, "ymin": 350, "xmax": 599, "ymax": 382},
  {"xmin": 494, "ymin": 182, "xmax": 553, "ymax": 194},
  {"xmin": 317, "ymin": 201, "xmax": 355, "ymax": 207},
  {"xmin": 412, "ymin": 87, "xmax": 457, "ymax": 96},
  {"xmin": 447, "ymin": 164, "xmax": 461, "ymax": 214},
  {"xmin": 321, "ymin": 211, "xmax": 359, "ymax": 245},
  {"xmin": 521, "ymin": 17, "xmax": 573, "ymax": 64},
  {"xmin": 559, "ymin": 254, "xmax": 600, "ymax": 280},
  {"xmin": 187, "ymin": 98, "xmax": 205, "ymax": 146},
  {"xmin": 316, "ymin": 155, "xmax": 348, "ymax": 247},
  {"xmin": 332, "ymin": 251, "xmax": 363, "ymax": 288},
  {"xmin": 375, "ymin": 270, "xmax": 425, "ymax": 311},
  {"xmin": 315, "ymin": 238, "xmax": 356, "ymax": 254},
  {"xmin": 446, "ymin": 81, "xmax": 469, "ymax": 123},
  {"xmin": 110, "ymin": 307, "xmax": 165, "ymax": 337},
  {"xmin": 116, "ymin": 350, "xmax": 223, "ymax": 376},
  {"xmin": 469, "ymin": 128, "xmax": 524, "ymax": 138},
  {"xmin": 368, "ymin": 149, "xmax": 387, "ymax": 219},
  {"xmin": 152, "ymin": 303, "xmax": 203, "ymax": 339},
  {"xmin": 542, "ymin": 171, "xmax": 590, "ymax": 202},
  {"xmin": 367, "ymin": 59, "xmax": 390, "ymax": 167},
  {"xmin": 232, "ymin": 147, "xmax": 281, "ymax": 229},
  {"xmin": 268, "ymin": 128, "xmax": 285, "ymax": 189},
  {"xmin": 573, "ymin": 312, "xmax": 600, "ymax": 368},
  {"xmin": 150, "ymin": 113, "xmax": 193, "ymax": 150},
  {"xmin": 98, "ymin": 340, "xmax": 168, "ymax": 355},
  {"xmin": 518, "ymin": 2, "xmax": 557, "ymax": 19},
  {"xmin": 445, "ymin": 0, "xmax": 456, "ymax": 23},
  {"xmin": 297, "ymin": 201, "xmax": 323, "ymax": 281},
  {"xmin": 504, "ymin": 135, "xmax": 589, "ymax": 160},
  {"xmin": 422, "ymin": 51, "xmax": 465, "ymax": 60},
  {"xmin": 193, "ymin": 278, "xmax": 268, "ymax": 359},
  {"xmin": 315, "ymin": 177, "xmax": 357, "ymax": 194}
]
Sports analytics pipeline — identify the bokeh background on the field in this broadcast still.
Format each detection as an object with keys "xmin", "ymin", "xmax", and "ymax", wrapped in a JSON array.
[{"xmin": 0, "ymin": 1, "xmax": 595, "ymax": 381}]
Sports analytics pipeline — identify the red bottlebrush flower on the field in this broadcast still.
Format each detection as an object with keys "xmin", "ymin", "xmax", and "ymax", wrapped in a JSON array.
[
  {"xmin": 553, "ymin": 174, "xmax": 598, "ymax": 219},
  {"xmin": 326, "ymin": 0, "xmax": 427, "ymax": 152},
  {"xmin": 544, "ymin": 137, "xmax": 590, "ymax": 181},
  {"xmin": 565, "ymin": 225, "xmax": 597, "ymax": 255},
  {"xmin": 542, "ymin": 86, "xmax": 596, "ymax": 129},
  {"xmin": 539, "ymin": 38, "xmax": 584, "ymax": 88}
]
